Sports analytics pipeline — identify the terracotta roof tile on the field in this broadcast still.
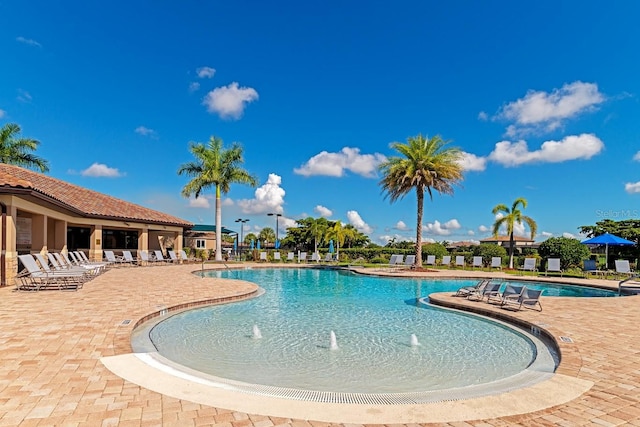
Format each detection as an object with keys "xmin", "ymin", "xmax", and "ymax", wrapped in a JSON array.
[{"xmin": 0, "ymin": 164, "xmax": 192, "ymax": 227}]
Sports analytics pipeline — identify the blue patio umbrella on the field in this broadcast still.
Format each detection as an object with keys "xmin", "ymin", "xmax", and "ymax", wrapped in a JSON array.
[
  {"xmin": 581, "ymin": 232, "xmax": 635, "ymax": 267},
  {"xmin": 233, "ymin": 238, "xmax": 237, "ymax": 253},
  {"xmin": 275, "ymin": 239, "xmax": 280, "ymax": 249},
  {"xmin": 328, "ymin": 239, "xmax": 335, "ymax": 254},
  {"xmin": 257, "ymin": 240, "xmax": 261, "ymax": 250},
  {"xmin": 250, "ymin": 239, "xmax": 254, "ymax": 250}
]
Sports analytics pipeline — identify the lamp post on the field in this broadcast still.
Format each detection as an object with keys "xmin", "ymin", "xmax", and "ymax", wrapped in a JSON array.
[
  {"xmin": 235, "ymin": 218, "xmax": 249, "ymax": 261},
  {"xmin": 267, "ymin": 213, "xmax": 282, "ymax": 249}
]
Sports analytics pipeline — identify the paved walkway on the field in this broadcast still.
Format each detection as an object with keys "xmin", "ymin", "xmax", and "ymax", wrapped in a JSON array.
[{"xmin": 1, "ymin": 263, "xmax": 640, "ymax": 426}]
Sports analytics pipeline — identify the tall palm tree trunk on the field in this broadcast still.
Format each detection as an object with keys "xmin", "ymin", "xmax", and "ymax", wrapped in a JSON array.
[
  {"xmin": 215, "ymin": 185, "xmax": 223, "ymax": 261},
  {"xmin": 508, "ymin": 232, "xmax": 515, "ymax": 269},
  {"xmin": 415, "ymin": 188, "xmax": 424, "ymax": 268}
]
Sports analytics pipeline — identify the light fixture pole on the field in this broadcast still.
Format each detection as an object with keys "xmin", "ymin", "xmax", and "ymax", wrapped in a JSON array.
[
  {"xmin": 267, "ymin": 213, "xmax": 282, "ymax": 249},
  {"xmin": 235, "ymin": 218, "xmax": 249, "ymax": 261}
]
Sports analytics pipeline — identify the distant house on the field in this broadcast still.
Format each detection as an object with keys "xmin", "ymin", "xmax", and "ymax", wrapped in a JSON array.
[
  {"xmin": 479, "ymin": 235, "xmax": 539, "ymax": 251},
  {"xmin": 0, "ymin": 164, "xmax": 192, "ymax": 286},
  {"xmin": 183, "ymin": 224, "xmax": 236, "ymax": 253},
  {"xmin": 445, "ymin": 241, "xmax": 477, "ymax": 250}
]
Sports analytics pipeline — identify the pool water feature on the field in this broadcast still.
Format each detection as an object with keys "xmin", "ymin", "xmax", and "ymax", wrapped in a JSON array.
[{"xmin": 134, "ymin": 269, "xmax": 563, "ymax": 398}]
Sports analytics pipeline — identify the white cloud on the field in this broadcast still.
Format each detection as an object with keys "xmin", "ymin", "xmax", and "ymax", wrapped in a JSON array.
[
  {"xmin": 17, "ymin": 89, "xmax": 32, "ymax": 103},
  {"xmin": 625, "ymin": 181, "xmax": 640, "ymax": 194},
  {"xmin": 488, "ymin": 134, "xmax": 604, "ymax": 167},
  {"xmin": 202, "ymin": 82, "xmax": 259, "ymax": 120},
  {"xmin": 222, "ymin": 197, "xmax": 234, "ymax": 206},
  {"xmin": 280, "ymin": 216, "xmax": 298, "ymax": 230},
  {"xmin": 294, "ymin": 147, "xmax": 386, "ymax": 178},
  {"xmin": 541, "ymin": 231, "xmax": 554, "ymax": 238},
  {"xmin": 478, "ymin": 225, "xmax": 489, "ymax": 233},
  {"xmin": 314, "ymin": 205, "xmax": 332, "ymax": 217},
  {"xmin": 196, "ymin": 66, "xmax": 216, "ymax": 78},
  {"xmin": 0, "ymin": 109, "xmax": 5, "ymax": 118},
  {"xmin": 459, "ymin": 152, "xmax": 487, "ymax": 171},
  {"xmin": 562, "ymin": 232, "xmax": 576, "ymax": 238},
  {"xmin": 134, "ymin": 126, "xmax": 157, "ymax": 138},
  {"xmin": 188, "ymin": 82, "xmax": 200, "ymax": 92},
  {"xmin": 478, "ymin": 111, "xmax": 489, "ymax": 121},
  {"xmin": 237, "ymin": 173, "xmax": 285, "ymax": 214},
  {"xmin": 423, "ymin": 219, "xmax": 461, "ymax": 236},
  {"xmin": 468, "ymin": 230, "xmax": 475, "ymax": 235},
  {"xmin": 394, "ymin": 221, "xmax": 409, "ymax": 231},
  {"xmin": 633, "ymin": 151, "xmax": 640, "ymax": 162},
  {"xmin": 188, "ymin": 196, "xmax": 210, "ymax": 208},
  {"xmin": 492, "ymin": 212, "xmax": 529, "ymax": 237},
  {"xmin": 16, "ymin": 36, "xmax": 41, "ymax": 47},
  {"xmin": 80, "ymin": 163, "xmax": 123, "ymax": 178},
  {"xmin": 347, "ymin": 210, "xmax": 373, "ymax": 234},
  {"xmin": 495, "ymin": 81, "xmax": 605, "ymax": 136},
  {"xmin": 378, "ymin": 234, "xmax": 414, "ymax": 244}
]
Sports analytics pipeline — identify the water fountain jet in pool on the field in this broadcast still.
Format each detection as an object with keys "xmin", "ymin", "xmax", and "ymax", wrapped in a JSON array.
[
  {"xmin": 330, "ymin": 330, "xmax": 338, "ymax": 350},
  {"xmin": 410, "ymin": 333, "xmax": 420, "ymax": 346},
  {"xmin": 252, "ymin": 324, "xmax": 262, "ymax": 339}
]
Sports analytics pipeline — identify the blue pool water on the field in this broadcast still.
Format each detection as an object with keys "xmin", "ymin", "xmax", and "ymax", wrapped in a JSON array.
[{"xmin": 142, "ymin": 269, "xmax": 579, "ymax": 394}]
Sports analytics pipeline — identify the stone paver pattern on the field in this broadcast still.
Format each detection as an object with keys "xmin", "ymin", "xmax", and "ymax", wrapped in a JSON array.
[{"xmin": 1, "ymin": 262, "xmax": 640, "ymax": 426}]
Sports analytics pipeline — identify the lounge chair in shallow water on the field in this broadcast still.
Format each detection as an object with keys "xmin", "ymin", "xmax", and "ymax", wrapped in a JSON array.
[
  {"xmin": 501, "ymin": 287, "xmax": 543, "ymax": 311},
  {"xmin": 544, "ymin": 258, "xmax": 563, "ymax": 276}
]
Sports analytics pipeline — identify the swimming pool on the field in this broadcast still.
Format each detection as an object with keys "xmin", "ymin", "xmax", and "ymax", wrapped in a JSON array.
[{"xmin": 133, "ymin": 268, "xmax": 564, "ymax": 401}]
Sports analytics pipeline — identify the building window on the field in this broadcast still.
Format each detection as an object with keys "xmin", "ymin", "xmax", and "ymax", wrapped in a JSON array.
[
  {"xmin": 103, "ymin": 229, "xmax": 139, "ymax": 249},
  {"xmin": 195, "ymin": 239, "xmax": 206, "ymax": 249}
]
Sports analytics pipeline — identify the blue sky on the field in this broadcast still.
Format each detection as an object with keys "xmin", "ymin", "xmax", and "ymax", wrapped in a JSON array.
[{"xmin": 1, "ymin": 1, "xmax": 639, "ymax": 245}]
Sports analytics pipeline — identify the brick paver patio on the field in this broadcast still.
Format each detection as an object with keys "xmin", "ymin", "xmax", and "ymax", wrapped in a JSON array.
[{"xmin": 1, "ymin": 263, "xmax": 640, "ymax": 426}]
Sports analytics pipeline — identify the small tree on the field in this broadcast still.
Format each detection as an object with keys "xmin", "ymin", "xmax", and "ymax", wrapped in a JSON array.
[
  {"xmin": 537, "ymin": 237, "xmax": 590, "ymax": 269},
  {"xmin": 422, "ymin": 242, "xmax": 449, "ymax": 258}
]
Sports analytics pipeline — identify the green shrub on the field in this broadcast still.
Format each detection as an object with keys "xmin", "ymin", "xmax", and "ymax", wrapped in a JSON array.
[
  {"xmin": 370, "ymin": 257, "xmax": 388, "ymax": 264},
  {"xmin": 538, "ymin": 237, "xmax": 590, "ymax": 269}
]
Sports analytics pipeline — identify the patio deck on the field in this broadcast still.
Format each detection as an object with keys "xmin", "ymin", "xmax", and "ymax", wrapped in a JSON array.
[{"xmin": 1, "ymin": 263, "xmax": 640, "ymax": 426}]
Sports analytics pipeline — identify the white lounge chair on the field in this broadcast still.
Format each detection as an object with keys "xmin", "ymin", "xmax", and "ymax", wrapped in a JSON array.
[
  {"xmin": 153, "ymin": 250, "xmax": 171, "ymax": 264},
  {"xmin": 403, "ymin": 254, "xmax": 416, "ymax": 269},
  {"xmin": 471, "ymin": 256, "xmax": 483, "ymax": 269},
  {"xmin": 322, "ymin": 253, "xmax": 333, "ymax": 263},
  {"xmin": 298, "ymin": 252, "xmax": 307, "ymax": 263},
  {"xmin": 180, "ymin": 250, "xmax": 197, "ymax": 263},
  {"xmin": 35, "ymin": 253, "xmax": 88, "ymax": 287},
  {"xmin": 488, "ymin": 283, "xmax": 525, "ymax": 305},
  {"xmin": 468, "ymin": 281, "xmax": 502, "ymax": 301},
  {"xmin": 455, "ymin": 255, "xmax": 465, "ymax": 269},
  {"xmin": 425, "ymin": 255, "xmax": 436, "ymax": 267},
  {"xmin": 273, "ymin": 252, "xmax": 281, "ymax": 262},
  {"xmin": 311, "ymin": 252, "xmax": 321, "ymax": 262},
  {"xmin": 501, "ymin": 287, "xmax": 543, "ymax": 311},
  {"xmin": 259, "ymin": 251, "xmax": 268, "ymax": 262},
  {"xmin": 518, "ymin": 258, "xmax": 538, "ymax": 275},
  {"xmin": 17, "ymin": 254, "xmax": 83, "ymax": 291},
  {"xmin": 286, "ymin": 252, "xmax": 295, "ymax": 262},
  {"xmin": 491, "ymin": 257, "xmax": 502, "ymax": 270},
  {"xmin": 104, "ymin": 250, "xmax": 125, "ymax": 266},
  {"xmin": 122, "ymin": 250, "xmax": 138, "ymax": 266},
  {"xmin": 454, "ymin": 279, "xmax": 490, "ymax": 297},
  {"xmin": 544, "ymin": 258, "xmax": 563, "ymax": 276},
  {"xmin": 440, "ymin": 255, "xmax": 451, "ymax": 268},
  {"xmin": 615, "ymin": 260, "xmax": 634, "ymax": 278},
  {"xmin": 168, "ymin": 250, "xmax": 179, "ymax": 264}
]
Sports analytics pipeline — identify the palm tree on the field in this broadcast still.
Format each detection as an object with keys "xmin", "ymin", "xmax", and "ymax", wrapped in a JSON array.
[
  {"xmin": 379, "ymin": 134, "xmax": 463, "ymax": 268},
  {"xmin": 178, "ymin": 136, "xmax": 257, "ymax": 261},
  {"xmin": 491, "ymin": 197, "xmax": 537, "ymax": 269},
  {"xmin": 258, "ymin": 227, "xmax": 275, "ymax": 247},
  {"xmin": 325, "ymin": 220, "xmax": 353, "ymax": 259},
  {"xmin": 0, "ymin": 123, "xmax": 49, "ymax": 172}
]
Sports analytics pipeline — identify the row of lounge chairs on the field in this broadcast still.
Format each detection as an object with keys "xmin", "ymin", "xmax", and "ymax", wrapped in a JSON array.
[
  {"xmin": 425, "ymin": 255, "xmax": 503, "ymax": 270},
  {"xmin": 454, "ymin": 279, "xmax": 543, "ymax": 311},
  {"xmin": 103, "ymin": 249, "xmax": 197, "ymax": 266},
  {"xmin": 257, "ymin": 251, "xmax": 337, "ymax": 263},
  {"xmin": 16, "ymin": 251, "xmax": 109, "ymax": 291}
]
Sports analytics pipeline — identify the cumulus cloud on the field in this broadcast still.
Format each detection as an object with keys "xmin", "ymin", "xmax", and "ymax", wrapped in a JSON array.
[
  {"xmin": 394, "ymin": 221, "xmax": 409, "ymax": 231},
  {"xmin": 495, "ymin": 81, "xmax": 605, "ymax": 136},
  {"xmin": 196, "ymin": 66, "xmax": 216, "ymax": 78},
  {"xmin": 134, "ymin": 126, "xmax": 157, "ymax": 138},
  {"xmin": 541, "ymin": 231, "xmax": 554, "ymax": 238},
  {"xmin": 633, "ymin": 151, "xmax": 640, "ymax": 162},
  {"xmin": 458, "ymin": 152, "xmax": 487, "ymax": 171},
  {"xmin": 478, "ymin": 111, "xmax": 489, "ymax": 121},
  {"xmin": 294, "ymin": 147, "xmax": 386, "ymax": 178},
  {"xmin": 562, "ymin": 232, "xmax": 576, "ymax": 238},
  {"xmin": 188, "ymin": 196, "xmax": 210, "ymax": 208},
  {"xmin": 80, "ymin": 163, "xmax": 123, "ymax": 178},
  {"xmin": 468, "ymin": 230, "xmax": 475, "ymax": 235},
  {"xmin": 347, "ymin": 210, "xmax": 373, "ymax": 234},
  {"xmin": 237, "ymin": 173, "xmax": 285, "ymax": 214},
  {"xmin": 478, "ymin": 225, "xmax": 489, "ymax": 233},
  {"xmin": 378, "ymin": 234, "xmax": 414, "ymax": 244},
  {"xmin": 423, "ymin": 219, "xmax": 461, "ymax": 236},
  {"xmin": 188, "ymin": 82, "xmax": 201, "ymax": 93},
  {"xmin": 222, "ymin": 197, "xmax": 234, "ymax": 206},
  {"xmin": 16, "ymin": 36, "xmax": 41, "ymax": 47},
  {"xmin": 314, "ymin": 205, "xmax": 332, "ymax": 217},
  {"xmin": 625, "ymin": 182, "xmax": 640, "ymax": 194},
  {"xmin": 280, "ymin": 216, "xmax": 298, "ymax": 230},
  {"xmin": 202, "ymin": 82, "xmax": 258, "ymax": 120},
  {"xmin": 488, "ymin": 133, "xmax": 604, "ymax": 167}
]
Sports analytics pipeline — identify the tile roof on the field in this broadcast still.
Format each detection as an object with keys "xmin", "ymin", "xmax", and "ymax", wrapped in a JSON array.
[{"xmin": 0, "ymin": 164, "xmax": 192, "ymax": 227}]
